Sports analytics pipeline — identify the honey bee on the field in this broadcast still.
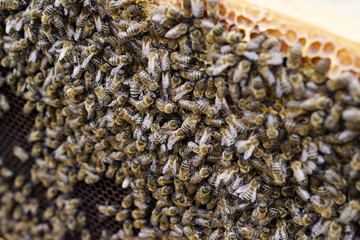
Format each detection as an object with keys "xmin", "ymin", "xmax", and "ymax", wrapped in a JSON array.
[
  {"xmin": 275, "ymin": 220, "xmax": 289, "ymax": 240},
  {"xmin": 183, "ymin": 226, "xmax": 200, "ymax": 240},
  {"xmin": 12, "ymin": 145, "xmax": 29, "ymax": 162},
  {"xmin": 318, "ymin": 185, "xmax": 346, "ymax": 205},
  {"xmin": 155, "ymin": 99, "xmax": 177, "ymax": 114},
  {"xmin": 159, "ymin": 215, "xmax": 170, "ymax": 231},
  {"xmin": 138, "ymin": 70, "xmax": 159, "ymax": 91},
  {"xmin": 271, "ymin": 156, "xmax": 286, "ymax": 185},
  {"xmin": 178, "ymin": 158, "xmax": 190, "ymax": 181},
  {"xmin": 251, "ymin": 201, "xmax": 268, "ymax": 222},
  {"xmin": 206, "ymin": 23, "xmax": 226, "ymax": 44},
  {"xmin": 289, "ymin": 72, "xmax": 305, "ymax": 100},
  {"xmin": 94, "ymin": 85, "xmax": 111, "ymax": 104},
  {"xmin": 339, "ymin": 200, "xmax": 360, "ymax": 224},
  {"xmin": 250, "ymin": 75, "xmax": 266, "ymax": 99},
  {"xmin": 327, "ymin": 219, "xmax": 342, "ymax": 240},
  {"xmin": 290, "ymin": 161, "xmax": 308, "ymax": 186},
  {"xmin": 322, "ymin": 168, "xmax": 347, "ymax": 189},
  {"xmin": 161, "ymin": 206, "xmax": 179, "ymax": 216},
  {"xmin": 235, "ymin": 178, "xmax": 261, "ymax": 202},
  {"xmin": 190, "ymin": 165, "xmax": 212, "ymax": 184},
  {"xmin": 196, "ymin": 100, "xmax": 215, "ymax": 117}
]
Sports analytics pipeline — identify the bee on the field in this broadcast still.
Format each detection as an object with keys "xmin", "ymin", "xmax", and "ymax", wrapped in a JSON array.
[
  {"xmin": 190, "ymin": 29, "xmax": 203, "ymax": 52},
  {"xmin": 289, "ymin": 72, "xmax": 305, "ymax": 100},
  {"xmin": 122, "ymin": 4, "xmax": 143, "ymax": 19},
  {"xmin": 12, "ymin": 145, "xmax": 29, "ymax": 162},
  {"xmin": 327, "ymin": 219, "xmax": 342, "ymax": 240},
  {"xmin": 236, "ymin": 178, "xmax": 261, "ymax": 202},
  {"xmin": 206, "ymin": 0, "xmax": 219, "ymax": 18},
  {"xmin": 339, "ymin": 200, "xmax": 360, "ymax": 224},
  {"xmin": 323, "ymin": 168, "xmax": 347, "ymax": 189},
  {"xmin": 178, "ymin": 100, "xmax": 198, "ymax": 114},
  {"xmin": 164, "ymin": 23, "xmax": 188, "ymax": 39},
  {"xmin": 220, "ymin": 127, "xmax": 236, "ymax": 147},
  {"xmin": 286, "ymin": 41, "xmax": 303, "ymax": 70},
  {"xmin": 172, "ymin": 81, "xmax": 194, "ymax": 102},
  {"xmin": 131, "ymin": 92, "xmax": 156, "ymax": 111},
  {"xmin": 196, "ymin": 100, "xmax": 215, "ymax": 117},
  {"xmin": 275, "ymin": 220, "xmax": 289, "ymax": 240},
  {"xmin": 183, "ymin": 226, "xmax": 200, "ymax": 240},
  {"xmin": 159, "ymin": 215, "xmax": 170, "ymax": 231},
  {"xmin": 290, "ymin": 161, "xmax": 308, "ymax": 186},
  {"xmin": 41, "ymin": 5, "xmax": 55, "ymax": 24},
  {"xmin": 251, "ymin": 201, "xmax": 268, "ymax": 221},
  {"xmin": 156, "ymin": 99, "xmax": 177, "ymax": 114},
  {"xmin": 318, "ymin": 185, "xmax": 346, "ymax": 205},
  {"xmin": 161, "ymin": 206, "xmax": 179, "ymax": 216},
  {"xmin": 138, "ymin": 70, "xmax": 159, "ymax": 91},
  {"xmin": 272, "ymin": 156, "xmax": 286, "ymax": 185},
  {"xmin": 94, "ymin": 85, "xmax": 111, "ymax": 104},
  {"xmin": 190, "ymin": 165, "xmax": 212, "ymax": 184},
  {"xmin": 178, "ymin": 158, "xmax": 190, "ymax": 181},
  {"xmin": 250, "ymin": 75, "xmax": 266, "ymax": 99},
  {"xmin": 42, "ymin": 24, "xmax": 55, "ymax": 44},
  {"xmin": 325, "ymin": 103, "xmax": 343, "ymax": 130},
  {"xmin": 225, "ymin": 114, "xmax": 247, "ymax": 134},
  {"xmin": 206, "ymin": 23, "xmax": 226, "ymax": 43}
]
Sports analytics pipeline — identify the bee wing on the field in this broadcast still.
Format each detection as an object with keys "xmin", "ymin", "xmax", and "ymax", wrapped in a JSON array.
[
  {"xmin": 94, "ymin": 15, "xmax": 102, "ymax": 33},
  {"xmin": 81, "ymin": 54, "xmax": 94, "ymax": 69},
  {"xmin": 297, "ymin": 186, "xmax": 310, "ymax": 201},
  {"xmin": 273, "ymin": 228, "xmax": 281, "ymax": 240},
  {"xmin": 66, "ymin": 24, "xmax": 75, "ymax": 40},
  {"xmin": 215, "ymin": 170, "xmax": 228, "ymax": 188},
  {"xmin": 150, "ymin": 156, "xmax": 157, "ymax": 172},
  {"xmin": 244, "ymin": 144, "xmax": 256, "ymax": 160},
  {"xmin": 161, "ymin": 51, "xmax": 169, "ymax": 71},
  {"xmin": 95, "ymin": 69, "xmax": 102, "ymax": 83},
  {"xmin": 15, "ymin": 19, "xmax": 23, "ymax": 32},
  {"xmin": 162, "ymin": 72, "xmax": 170, "ymax": 100},
  {"xmin": 311, "ymin": 218, "xmax": 323, "ymax": 238},
  {"xmin": 151, "ymin": 14, "xmax": 167, "ymax": 24},
  {"xmin": 266, "ymin": 56, "xmax": 283, "ymax": 65},
  {"xmin": 54, "ymin": 0, "xmax": 61, "ymax": 7},
  {"xmin": 231, "ymin": 176, "xmax": 243, "ymax": 191},
  {"xmin": 206, "ymin": 64, "xmax": 229, "ymax": 76},
  {"xmin": 228, "ymin": 124, "xmax": 238, "ymax": 140},
  {"xmin": 58, "ymin": 46, "xmax": 69, "ymax": 61},
  {"xmin": 111, "ymin": 63, "xmax": 124, "ymax": 76},
  {"xmin": 72, "ymin": 65, "xmax": 82, "ymax": 78},
  {"xmin": 74, "ymin": 27, "xmax": 82, "ymax": 41},
  {"xmin": 142, "ymin": 41, "xmax": 150, "ymax": 58},
  {"xmin": 162, "ymin": 159, "xmax": 170, "ymax": 174},
  {"xmin": 275, "ymin": 77, "xmax": 283, "ymax": 98},
  {"xmin": 243, "ymin": 51, "xmax": 258, "ymax": 61},
  {"xmin": 29, "ymin": 49, "xmax": 38, "ymax": 63},
  {"xmin": 300, "ymin": 147, "xmax": 308, "ymax": 162},
  {"xmin": 318, "ymin": 141, "xmax": 332, "ymax": 154},
  {"xmin": 199, "ymin": 130, "xmax": 211, "ymax": 146},
  {"xmin": 148, "ymin": 54, "xmax": 156, "ymax": 76},
  {"xmin": 172, "ymin": 157, "xmax": 177, "ymax": 176},
  {"xmin": 251, "ymin": 188, "xmax": 257, "ymax": 203},
  {"xmin": 121, "ymin": 177, "xmax": 131, "ymax": 188},
  {"xmin": 235, "ymin": 183, "xmax": 250, "ymax": 194},
  {"xmin": 191, "ymin": 0, "xmax": 204, "ymax": 17}
]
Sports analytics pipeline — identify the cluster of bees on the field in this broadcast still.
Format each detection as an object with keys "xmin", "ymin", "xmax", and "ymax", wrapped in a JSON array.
[{"xmin": 0, "ymin": 0, "xmax": 360, "ymax": 239}]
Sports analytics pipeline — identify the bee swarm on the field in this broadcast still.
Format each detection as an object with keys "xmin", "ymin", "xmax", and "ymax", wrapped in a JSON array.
[{"xmin": 0, "ymin": 0, "xmax": 360, "ymax": 239}]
